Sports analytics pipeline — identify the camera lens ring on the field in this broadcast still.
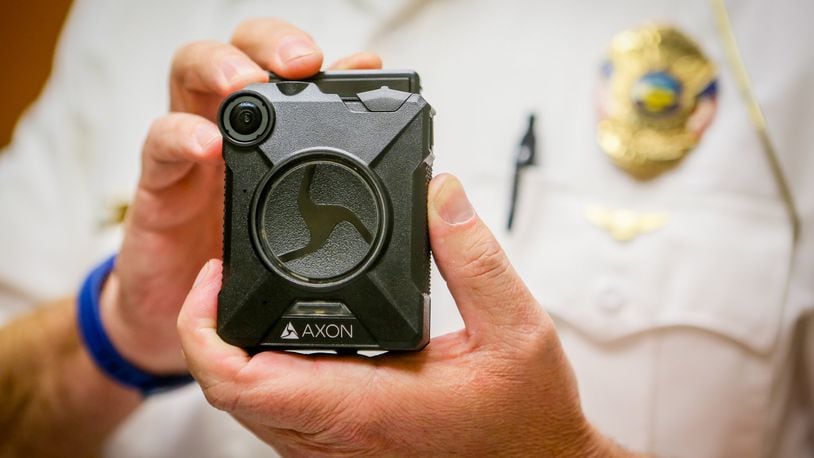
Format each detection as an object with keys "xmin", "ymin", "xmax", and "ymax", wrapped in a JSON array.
[{"xmin": 219, "ymin": 93, "xmax": 274, "ymax": 146}]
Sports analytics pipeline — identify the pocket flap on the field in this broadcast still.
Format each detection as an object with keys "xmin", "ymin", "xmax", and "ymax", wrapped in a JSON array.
[{"xmin": 509, "ymin": 173, "xmax": 792, "ymax": 355}]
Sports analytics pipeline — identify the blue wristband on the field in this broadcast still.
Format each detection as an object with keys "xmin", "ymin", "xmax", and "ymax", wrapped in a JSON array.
[{"xmin": 77, "ymin": 255, "xmax": 193, "ymax": 396}]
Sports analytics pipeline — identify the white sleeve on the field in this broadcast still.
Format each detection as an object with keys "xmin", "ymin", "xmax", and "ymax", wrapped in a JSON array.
[{"xmin": 0, "ymin": 0, "xmax": 120, "ymax": 323}]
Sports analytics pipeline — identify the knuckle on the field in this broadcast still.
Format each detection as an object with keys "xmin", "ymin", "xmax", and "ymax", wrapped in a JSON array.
[
  {"xmin": 460, "ymin": 235, "xmax": 510, "ymax": 283},
  {"xmin": 233, "ymin": 17, "xmax": 265, "ymax": 35},
  {"xmin": 172, "ymin": 40, "xmax": 217, "ymax": 68},
  {"xmin": 230, "ymin": 20, "xmax": 254, "ymax": 44},
  {"xmin": 500, "ymin": 307, "xmax": 559, "ymax": 355},
  {"xmin": 527, "ymin": 310, "xmax": 560, "ymax": 351},
  {"xmin": 232, "ymin": 17, "xmax": 289, "ymax": 43},
  {"xmin": 143, "ymin": 117, "xmax": 167, "ymax": 155},
  {"xmin": 171, "ymin": 40, "xmax": 237, "ymax": 94},
  {"xmin": 201, "ymin": 381, "xmax": 239, "ymax": 412},
  {"xmin": 145, "ymin": 117, "xmax": 163, "ymax": 138},
  {"xmin": 361, "ymin": 51, "xmax": 382, "ymax": 65},
  {"xmin": 143, "ymin": 115, "xmax": 192, "ymax": 156}
]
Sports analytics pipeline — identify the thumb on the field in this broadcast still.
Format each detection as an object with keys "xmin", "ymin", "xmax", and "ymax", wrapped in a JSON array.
[
  {"xmin": 428, "ymin": 174, "xmax": 541, "ymax": 339},
  {"xmin": 177, "ymin": 259, "xmax": 250, "ymax": 394}
]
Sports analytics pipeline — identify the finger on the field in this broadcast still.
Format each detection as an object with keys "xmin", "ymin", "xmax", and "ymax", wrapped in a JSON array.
[
  {"xmin": 428, "ymin": 174, "xmax": 542, "ymax": 338},
  {"xmin": 177, "ymin": 259, "xmax": 251, "ymax": 398},
  {"xmin": 140, "ymin": 112, "xmax": 222, "ymax": 191},
  {"xmin": 328, "ymin": 51, "xmax": 383, "ymax": 70},
  {"xmin": 170, "ymin": 40, "xmax": 268, "ymax": 116},
  {"xmin": 177, "ymin": 260, "xmax": 369, "ymax": 430},
  {"xmin": 231, "ymin": 18, "xmax": 323, "ymax": 80}
]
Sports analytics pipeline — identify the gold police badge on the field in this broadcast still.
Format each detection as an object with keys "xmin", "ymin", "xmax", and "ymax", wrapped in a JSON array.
[{"xmin": 597, "ymin": 25, "xmax": 718, "ymax": 177}]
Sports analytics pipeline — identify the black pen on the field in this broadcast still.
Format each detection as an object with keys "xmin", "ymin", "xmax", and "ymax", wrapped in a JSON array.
[{"xmin": 507, "ymin": 114, "xmax": 537, "ymax": 231}]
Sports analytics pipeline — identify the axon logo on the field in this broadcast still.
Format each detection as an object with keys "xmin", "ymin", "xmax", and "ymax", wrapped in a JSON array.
[
  {"xmin": 280, "ymin": 322, "xmax": 299, "ymax": 339},
  {"xmin": 280, "ymin": 322, "xmax": 354, "ymax": 340}
]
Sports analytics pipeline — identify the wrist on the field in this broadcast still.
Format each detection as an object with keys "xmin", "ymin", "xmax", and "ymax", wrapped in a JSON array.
[
  {"xmin": 100, "ymin": 270, "xmax": 187, "ymax": 374},
  {"xmin": 77, "ymin": 255, "xmax": 192, "ymax": 396}
]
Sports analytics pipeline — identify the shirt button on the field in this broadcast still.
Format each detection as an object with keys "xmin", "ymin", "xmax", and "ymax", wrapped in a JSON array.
[{"xmin": 596, "ymin": 285, "xmax": 625, "ymax": 314}]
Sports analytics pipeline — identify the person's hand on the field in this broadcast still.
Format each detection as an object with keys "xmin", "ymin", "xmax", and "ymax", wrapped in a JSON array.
[
  {"xmin": 100, "ymin": 18, "xmax": 384, "ymax": 374},
  {"xmin": 177, "ymin": 174, "xmax": 631, "ymax": 456}
]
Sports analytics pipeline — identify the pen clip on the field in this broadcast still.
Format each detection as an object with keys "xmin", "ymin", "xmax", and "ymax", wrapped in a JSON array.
[{"xmin": 507, "ymin": 114, "xmax": 537, "ymax": 231}]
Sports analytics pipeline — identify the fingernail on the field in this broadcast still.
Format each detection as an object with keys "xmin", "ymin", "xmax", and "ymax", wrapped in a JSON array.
[
  {"xmin": 195, "ymin": 124, "xmax": 220, "ymax": 150},
  {"xmin": 193, "ymin": 260, "xmax": 212, "ymax": 289},
  {"xmin": 277, "ymin": 36, "xmax": 318, "ymax": 63},
  {"xmin": 435, "ymin": 176, "xmax": 475, "ymax": 225},
  {"xmin": 220, "ymin": 55, "xmax": 259, "ymax": 84}
]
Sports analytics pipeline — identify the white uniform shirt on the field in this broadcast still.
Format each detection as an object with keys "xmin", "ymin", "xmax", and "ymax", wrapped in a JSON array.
[{"xmin": 1, "ymin": 0, "xmax": 811, "ymax": 456}]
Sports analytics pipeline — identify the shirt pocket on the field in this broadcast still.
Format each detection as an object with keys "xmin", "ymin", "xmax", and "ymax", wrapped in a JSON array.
[{"xmin": 507, "ymin": 170, "xmax": 793, "ymax": 357}]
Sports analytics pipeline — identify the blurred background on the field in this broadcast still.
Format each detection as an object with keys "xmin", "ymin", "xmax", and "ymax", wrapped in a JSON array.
[{"xmin": 0, "ymin": 0, "xmax": 72, "ymax": 147}]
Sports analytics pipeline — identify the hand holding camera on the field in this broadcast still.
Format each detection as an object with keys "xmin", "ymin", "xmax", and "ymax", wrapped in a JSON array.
[
  {"xmin": 177, "ymin": 174, "xmax": 618, "ymax": 456},
  {"xmin": 99, "ymin": 18, "xmax": 382, "ymax": 374}
]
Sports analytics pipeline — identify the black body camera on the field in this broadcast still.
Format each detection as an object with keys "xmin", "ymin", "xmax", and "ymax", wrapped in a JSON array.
[{"xmin": 217, "ymin": 70, "xmax": 433, "ymax": 352}]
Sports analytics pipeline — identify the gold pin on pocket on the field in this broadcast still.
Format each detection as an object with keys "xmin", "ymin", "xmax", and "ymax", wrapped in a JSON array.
[{"xmin": 584, "ymin": 205, "xmax": 668, "ymax": 242}]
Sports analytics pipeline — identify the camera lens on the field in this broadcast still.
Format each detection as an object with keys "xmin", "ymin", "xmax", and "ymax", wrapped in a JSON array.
[
  {"xmin": 219, "ymin": 93, "xmax": 274, "ymax": 146},
  {"xmin": 229, "ymin": 102, "xmax": 263, "ymax": 136}
]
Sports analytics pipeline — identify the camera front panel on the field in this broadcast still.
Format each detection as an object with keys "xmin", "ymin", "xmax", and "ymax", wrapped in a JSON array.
[{"xmin": 217, "ymin": 72, "xmax": 433, "ymax": 352}]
